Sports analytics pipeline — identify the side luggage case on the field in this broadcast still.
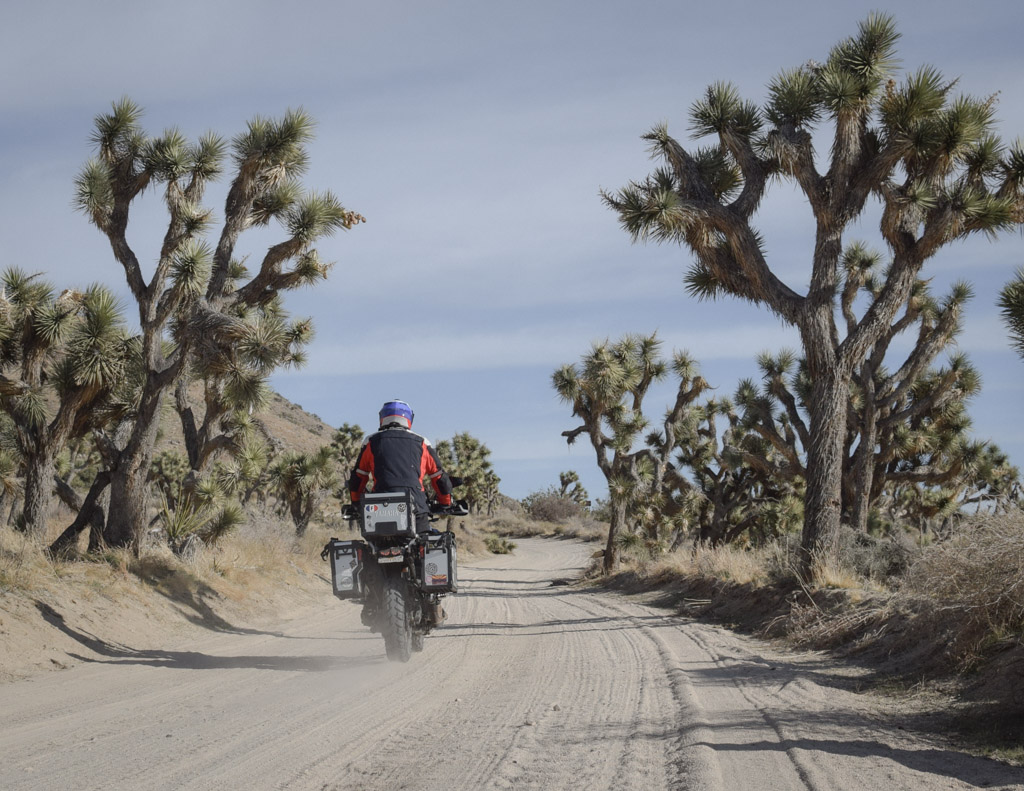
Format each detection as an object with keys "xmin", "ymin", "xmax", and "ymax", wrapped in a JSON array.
[
  {"xmin": 420, "ymin": 531, "xmax": 458, "ymax": 593},
  {"xmin": 322, "ymin": 538, "xmax": 368, "ymax": 599}
]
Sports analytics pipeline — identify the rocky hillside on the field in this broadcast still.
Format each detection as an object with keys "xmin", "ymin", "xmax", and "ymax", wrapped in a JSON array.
[{"xmin": 150, "ymin": 386, "xmax": 340, "ymax": 465}]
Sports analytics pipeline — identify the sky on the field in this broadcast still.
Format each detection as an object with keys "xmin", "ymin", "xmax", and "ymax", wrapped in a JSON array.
[{"xmin": 2, "ymin": 0, "xmax": 1023, "ymax": 500}]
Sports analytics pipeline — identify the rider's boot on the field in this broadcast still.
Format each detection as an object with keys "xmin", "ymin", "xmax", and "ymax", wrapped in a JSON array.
[
  {"xmin": 427, "ymin": 600, "xmax": 447, "ymax": 626},
  {"xmin": 360, "ymin": 600, "xmax": 380, "ymax": 632}
]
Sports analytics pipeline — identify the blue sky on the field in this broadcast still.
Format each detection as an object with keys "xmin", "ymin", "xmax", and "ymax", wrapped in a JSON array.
[{"xmin": 2, "ymin": 0, "xmax": 1022, "ymax": 500}]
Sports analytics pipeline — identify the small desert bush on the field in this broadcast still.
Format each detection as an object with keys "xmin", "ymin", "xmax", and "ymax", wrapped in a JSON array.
[
  {"xmin": 554, "ymin": 514, "xmax": 606, "ymax": 541},
  {"xmin": 898, "ymin": 511, "xmax": 1024, "ymax": 661},
  {"xmin": 521, "ymin": 491, "xmax": 581, "ymax": 523},
  {"xmin": 486, "ymin": 513, "xmax": 537, "ymax": 535},
  {"xmin": 692, "ymin": 542, "xmax": 773, "ymax": 586},
  {"xmin": 660, "ymin": 541, "xmax": 773, "ymax": 586},
  {"xmin": 0, "ymin": 527, "xmax": 55, "ymax": 593},
  {"xmin": 484, "ymin": 535, "xmax": 516, "ymax": 554},
  {"xmin": 484, "ymin": 512, "xmax": 553, "ymax": 538},
  {"xmin": 483, "ymin": 510, "xmax": 605, "ymax": 542},
  {"xmin": 830, "ymin": 525, "xmax": 916, "ymax": 582}
]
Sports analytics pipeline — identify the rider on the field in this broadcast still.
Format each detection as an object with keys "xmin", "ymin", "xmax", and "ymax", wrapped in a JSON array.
[
  {"xmin": 348, "ymin": 400, "xmax": 454, "ymax": 628},
  {"xmin": 347, "ymin": 399, "xmax": 454, "ymax": 533}
]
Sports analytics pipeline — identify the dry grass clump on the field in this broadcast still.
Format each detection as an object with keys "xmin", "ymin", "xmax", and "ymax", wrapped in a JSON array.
[
  {"xmin": 483, "ymin": 509, "xmax": 605, "ymax": 542},
  {"xmin": 1, "ymin": 528, "xmax": 38, "ymax": 592},
  {"xmin": 778, "ymin": 597, "xmax": 892, "ymax": 652},
  {"xmin": 429, "ymin": 517, "xmax": 489, "ymax": 557},
  {"xmin": 521, "ymin": 492, "xmax": 582, "ymax": 523},
  {"xmin": 555, "ymin": 515, "xmax": 606, "ymax": 542},
  {"xmin": 898, "ymin": 511, "xmax": 1024, "ymax": 665},
  {"xmin": 1, "ymin": 527, "xmax": 64, "ymax": 594},
  {"xmin": 0, "ymin": 527, "xmax": 137, "ymax": 600},
  {"xmin": 485, "ymin": 512, "xmax": 549, "ymax": 537},
  {"xmin": 762, "ymin": 512, "xmax": 1024, "ymax": 682},
  {"xmin": 644, "ymin": 541, "xmax": 773, "ymax": 586},
  {"xmin": 613, "ymin": 531, "xmax": 897, "ymax": 593},
  {"xmin": 830, "ymin": 525, "xmax": 916, "ymax": 583}
]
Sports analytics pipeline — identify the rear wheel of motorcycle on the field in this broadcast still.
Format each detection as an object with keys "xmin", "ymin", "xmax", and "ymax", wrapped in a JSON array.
[
  {"xmin": 411, "ymin": 632, "xmax": 424, "ymax": 652},
  {"xmin": 382, "ymin": 576, "xmax": 412, "ymax": 663}
]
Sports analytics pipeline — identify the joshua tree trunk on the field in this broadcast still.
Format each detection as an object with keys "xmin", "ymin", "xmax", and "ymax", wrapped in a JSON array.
[
  {"xmin": 800, "ymin": 367, "xmax": 849, "ymax": 573},
  {"xmin": 20, "ymin": 447, "xmax": 56, "ymax": 537},
  {"xmin": 103, "ymin": 386, "xmax": 164, "ymax": 552},
  {"xmin": 850, "ymin": 386, "xmax": 878, "ymax": 534},
  {"xmin": 49, "ymin": 471, "xmax": 111, "ymax": 556},
  {"xmin": 603, "ymin": 500, "xmax": 627, "ymax": 574},
  {"xmin": 291, "ymin": 497, "xmax": 312, "ymax": 537}
]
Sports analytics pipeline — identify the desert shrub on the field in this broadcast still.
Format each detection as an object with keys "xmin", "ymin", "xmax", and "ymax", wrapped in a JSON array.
[
  {"xmin": 483, "ymin": 509, "xmax": 605, "ymax": 542},
  {"xmin": 552, "ymin": 513, "xmax": 606, "ymax": 542},
  {"xmin": 487, "ymin": 514, "xmax": 534, "ymax": 534},
  {"xmin": 830, "ymin": 525, "xmax": 916, "ymax": 582},
  {"xmin": 589, "ymin": 498, "xmax": 612, "ymax": 523},
  {"xmin": 900, "ymin": 511, "xmax": 1024, "ymax": 649},
  {"xmin": 484, "ymin": 536, "xmax": 516, "ymax": 554},
  {"xmin": 1, "ymin": 527, "xmax": 52, "ymax": 593},
  {"xmin": 762, "ymin": 535, "xmax": 803, "ymax": 586},
  {"xmin": 691, "ymin": 541, "xmax": 771, "ymax": 586},
  {"xmin": 615, "ymin": 531, "xmax": 652, "ymax": 564},
  {"xmin": 521, "ymin": 490, "xmax": 581, "ymax": 523}
]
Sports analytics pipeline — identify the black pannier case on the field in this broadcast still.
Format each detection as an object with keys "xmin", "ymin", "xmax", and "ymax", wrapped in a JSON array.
[
  {"xmin": 359, "ymin": 491, "xmax": 416, "ymax": 537},
  {"xmin": 325, "ymin": 539, "xmax": 367, "ymax": 599},
  {"xmin": 420, "ymin": 531, "xmax": 458, "ymax": 593}
]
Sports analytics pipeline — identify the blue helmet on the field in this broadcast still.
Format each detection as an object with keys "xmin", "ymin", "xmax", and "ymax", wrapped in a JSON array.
[{"xmin": 379, "ymin": 399, "xmax": 414, "ymax": 428}]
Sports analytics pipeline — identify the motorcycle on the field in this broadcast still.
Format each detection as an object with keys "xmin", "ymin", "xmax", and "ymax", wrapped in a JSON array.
[{"xmin": 322, "ymin": 490, "xmax": 469, "ymax": 662}]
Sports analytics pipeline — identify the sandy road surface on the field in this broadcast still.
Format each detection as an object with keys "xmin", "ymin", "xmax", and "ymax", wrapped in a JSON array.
[{"xmin": 1, "ymin": 538, "xmax": 1022, "ymax": 791}]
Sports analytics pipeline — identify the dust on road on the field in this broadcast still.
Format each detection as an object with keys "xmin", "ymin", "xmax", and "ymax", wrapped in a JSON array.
[{"xmin": 1, "ymin": 538, "xmax": 1021, "ymax": 790}]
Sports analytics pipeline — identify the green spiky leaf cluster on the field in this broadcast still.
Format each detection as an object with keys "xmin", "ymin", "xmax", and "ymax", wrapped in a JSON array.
[{"xmin": 998, "ymin": 266, "xmax": 1024, "ymax": 359}]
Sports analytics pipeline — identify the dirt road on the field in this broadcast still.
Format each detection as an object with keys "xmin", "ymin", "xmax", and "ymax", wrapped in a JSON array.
[{"xmin": 1, "ymin": 538, "xmax": 1021, "ymax": 790}]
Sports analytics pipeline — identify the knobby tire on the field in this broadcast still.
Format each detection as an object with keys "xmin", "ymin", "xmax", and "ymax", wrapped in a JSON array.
[{"xmin": 383, "ymin": 575, "xmax": 412, "ymax": 663}]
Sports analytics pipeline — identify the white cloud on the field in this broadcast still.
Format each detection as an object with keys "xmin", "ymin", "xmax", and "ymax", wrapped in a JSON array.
[{"xmin": 279, "ymin": 320, "xmax": 802, "ymax": 375}]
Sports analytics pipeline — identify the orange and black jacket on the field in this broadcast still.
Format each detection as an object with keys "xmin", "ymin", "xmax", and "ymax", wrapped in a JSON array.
[{"xmin": 348, "ymin": 426, "xmax": 453, "ymax": 514}]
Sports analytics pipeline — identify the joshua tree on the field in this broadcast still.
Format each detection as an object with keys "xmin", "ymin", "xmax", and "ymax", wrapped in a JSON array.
[
  {"xmin": 74, "ymin": 100, "xmax": 363, "ymax": 552},
  {"xmin": 268, "ymin": 445, "xmax": 337, "ymax": 536},
  {"xmin": 664, "ymin": 393, "xmax": 804, "ymax": 547},
  {"xmin": 554, "ymin": 334, "xmax": 709, "ymax": 571},
  {"xmin": 741, "ymin": 333, "xmax": 1015, "ymax": 536},
  {"xmin": 480, "ymin": 469, "xmax": 502, "ymax": 516},
  {"xmin": 0, "ymin": 270, "xmax": 133, "ymax": 537},
  {"xmin": 330, "ymin": 423, "xmax": 365, "ymax": 475},
  {"xmin": 603, "ymin": 15, "xmax": 1024, "ymax": 570},
  {"xmin": 434, "ymin": 432, "xmax": 498, "ymax": 514},
  {"xmin": 558, "ymin": 471, "xmax": 589, "ymax": 506}
]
